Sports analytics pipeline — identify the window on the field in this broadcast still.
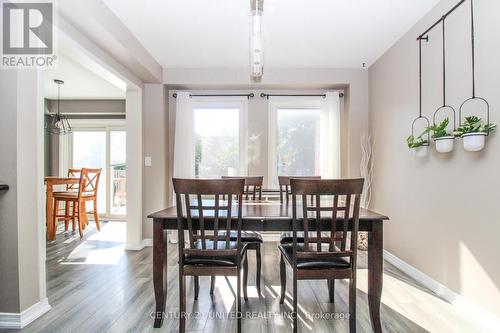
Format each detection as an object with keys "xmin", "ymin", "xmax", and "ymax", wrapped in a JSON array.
[
  {"xmin": 276, "ymin": 108, "xmax": 321, "ymax": 176},
  {"xmin": 66, "ymin": 121, "xmax": 127, "ymax": 217},
  {"xmin": 268, "ymin": 93, "xmax": 341, "ymax": 186}
]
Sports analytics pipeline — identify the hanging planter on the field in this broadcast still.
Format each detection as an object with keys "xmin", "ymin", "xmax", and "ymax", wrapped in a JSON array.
[
  {"xmin": 407, "ymin": 116, "xmax": 430, "ymax": 158},
  {"xmin": 455, "ymin": 0, "xmax": 495, "ymax": 152},
  {"xmin": 454, "ymin": 112, "xmax": 496, "ymax": 152},
  {"xmin": 427, "ymin": 19, "xmax": 456, "ymax": 154}
]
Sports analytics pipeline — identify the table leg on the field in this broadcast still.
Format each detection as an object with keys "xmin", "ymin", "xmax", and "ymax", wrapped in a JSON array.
[
  {"xmin": 153, "ymin": 219, "xmax": 168, "ymax": 328},
  {"xmin": 368, "ymin": 220, "xmax": 383, "ymax": 333},
  {"xmin": 46, "ymin": 182, "xmax": 55, "ymax": 241}
]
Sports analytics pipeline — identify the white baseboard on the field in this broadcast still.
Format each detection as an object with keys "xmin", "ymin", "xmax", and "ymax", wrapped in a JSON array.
[
  {"xmin": 0, "ymin": 298, "xmax": 51, "ymax": 329},
  {"xmin": 384, "ymin": 250, "xmax": 500, "ymax": 331},
  {"xmin": 125, "ymin": 238, "xmax": 152, "ymax": 251}
]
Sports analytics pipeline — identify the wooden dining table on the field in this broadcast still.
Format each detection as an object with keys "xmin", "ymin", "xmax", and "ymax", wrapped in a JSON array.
[
  {"xmin": 44, "ymin": 176, "xmax": 80, "ymax": 241},
  {"xmin": 148, "ymin": 200, "xmax": 389, "ymax": 332}
]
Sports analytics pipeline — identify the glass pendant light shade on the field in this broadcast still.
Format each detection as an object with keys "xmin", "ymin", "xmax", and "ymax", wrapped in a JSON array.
[
  {"xmin": 45, "ymin": 79, "xmax": 72, "ymax": 135},
  {"xmin": 250, "ymin": 0, "xmax": 264, "ymax": 82}
]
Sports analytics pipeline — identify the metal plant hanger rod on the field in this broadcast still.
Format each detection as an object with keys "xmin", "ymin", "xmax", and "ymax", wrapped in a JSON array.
[{"xmin": 433, "ymin": 18, "xmax": 456, "ymax": 129}]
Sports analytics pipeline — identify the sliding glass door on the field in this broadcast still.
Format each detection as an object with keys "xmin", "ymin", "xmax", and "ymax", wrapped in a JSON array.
[{"xmin": 68, "ymin": 124, "xmax": 126, "ymax": 218}]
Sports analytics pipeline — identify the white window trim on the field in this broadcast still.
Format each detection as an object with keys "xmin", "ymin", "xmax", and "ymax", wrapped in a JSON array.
[
  {"xmin": 192, "ymin": 97, "xmax": 249, "ymax": 177},
  {"xmin": 267, "ymin": 97, "xmax": 323, "ymax": 187}
]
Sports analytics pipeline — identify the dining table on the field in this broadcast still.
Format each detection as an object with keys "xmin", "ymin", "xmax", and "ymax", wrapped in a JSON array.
[
  {"xmin": 148, "ymin": 200, "xmax": 389, "ymax": 332},
  {"xmin": 44, "ymin": 176, "xmax": 80, "ymax": 241}
]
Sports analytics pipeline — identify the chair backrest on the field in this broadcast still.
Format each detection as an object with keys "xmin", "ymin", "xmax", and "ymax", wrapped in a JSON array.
[
  {"xmin": 173, "ymin": 178, "xmax": 245, "ymax": 259},
  {"xmin": 290, "ymin": 178, "xmax": 364, "ymax": 267},
  {"xmin": 221, "ymin": 176, "xmax": 263, "ymax": 200},
  {"xmin": 77, "ymin": 168, "xmax": 102, "ymax": 198},
  {"xmin": 278, "ymin": 176, "xmax": 321, "ymax": 204},
  {"xmin": 67, "ymin": 168, "xmax": 81, "ymax": 191}
]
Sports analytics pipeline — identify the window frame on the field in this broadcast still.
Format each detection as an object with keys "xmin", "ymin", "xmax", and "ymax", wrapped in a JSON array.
[{"xmin": 191, "ymin": 97, "xmax": 249, "ymax": 178}]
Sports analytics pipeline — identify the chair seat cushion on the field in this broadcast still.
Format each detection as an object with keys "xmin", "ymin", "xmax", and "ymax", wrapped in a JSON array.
[
  {"xmin": 279, "ymin": 231, "xmax": 305, "ymax": 244},
  {"xmin": 53, "ymin": 192, "xmax": 94, "ymax": 199},
  {"xmin": 218, "ymin": 230, "xmax": 263, "ymax": 243},
  {"xmin": 184, "ymin": 240, "xmax": 248, "ymax": 267},
  {"xmin": 278, "ymin": 244, "xmax": 350, "ymax": 269}
]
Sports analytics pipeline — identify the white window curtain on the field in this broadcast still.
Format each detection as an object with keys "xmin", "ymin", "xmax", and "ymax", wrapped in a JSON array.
[
  {"xmin": 170, "ymin": 91, "xmax": 193, "ymax": 243},
  {"xmin": 319, "ymin": 91, "xmax": 341, "ymax": 179}
]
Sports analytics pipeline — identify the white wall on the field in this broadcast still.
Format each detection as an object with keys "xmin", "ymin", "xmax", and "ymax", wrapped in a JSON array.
[{"xmin": 369, "ymin": 0, "xmax": 500, "ymax": 317}]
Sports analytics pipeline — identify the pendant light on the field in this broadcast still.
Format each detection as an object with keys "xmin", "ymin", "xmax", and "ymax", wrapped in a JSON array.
[
  {"xmin": 45, "ymin": 79, "xmax": 72, "ymax": 135},
  {"xmin": 250, "ymin": 0, "xmax": 264, "ymax": 82}
]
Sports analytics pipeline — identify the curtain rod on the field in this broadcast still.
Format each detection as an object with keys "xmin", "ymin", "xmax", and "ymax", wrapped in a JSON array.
[
  {"xmin": 172, "ymin": 93, "xmax": 255, "ymax": 99},
  {"xmin": 260, "ymin": 92, "xmax": 344, "ymax": 99},
  {"xmin": 417, "ymin": 0, "xmax": 466, "ymax": 40}
]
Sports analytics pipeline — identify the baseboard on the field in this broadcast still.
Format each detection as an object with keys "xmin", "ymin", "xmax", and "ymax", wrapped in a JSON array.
[
  {"xmin": 383, "ymin": 250, "xmax": 500, "ymax": 331},
  {"xmin": 124, "ymin": 238, "xmax": 152, "ymax": 251},
  {"xmin": 0, "ymin": 298, "xmax": 51, "ymax": 329}
]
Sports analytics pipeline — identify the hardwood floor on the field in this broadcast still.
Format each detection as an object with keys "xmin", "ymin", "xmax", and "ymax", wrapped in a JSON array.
[{"xmin": 4, "ymin": 221, "xmax": 485, "ymax": 333}]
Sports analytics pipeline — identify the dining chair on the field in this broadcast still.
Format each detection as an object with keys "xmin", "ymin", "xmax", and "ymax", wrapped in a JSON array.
[
  {"xmin": 53, "ymin": 168, "xmax": 102, "ymax": 238},
  {"xmin": 279, "ymin": 178, "xmax": 364, "ymax": 333},
  {"xmin": 173, "ymin": 178, "xmax": 248, "ymax": 333},
  {"xmin": 220, "ymin": 176, "xmax": 263, "ymax": 294},
  {"xmin": 278, "ymin": 176, "xmax": 321, "ymax": 244},
  {"xmin": 53, "ymin": 168, "xmax": 82, "ymax": 231}
]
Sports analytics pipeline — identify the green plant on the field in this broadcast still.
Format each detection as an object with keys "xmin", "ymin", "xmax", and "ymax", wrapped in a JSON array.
[
  {"xmin": 407, "ymin": 132, "xmax": 429, "ymax": 149},
  {"xmin": 426, "ymin": 118, "xmax": 452, "ymax": 139},
  {"xmin": 453, "ymin": 116, "xmax": 496, "ymax": 137}
]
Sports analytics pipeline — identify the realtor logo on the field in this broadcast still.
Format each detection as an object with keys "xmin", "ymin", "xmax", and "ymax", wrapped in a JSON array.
[{"xmin": 1, "ymin": 1, "xmax": 56, "ymax": 68}]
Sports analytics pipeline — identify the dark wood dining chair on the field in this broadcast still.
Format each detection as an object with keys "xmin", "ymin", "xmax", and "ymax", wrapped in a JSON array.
[
  {"xmin": 220, "ymin": 176, "xmax": 264, "ymax": 294},
  {"xmin": 278, "ymin": 176, "xmax": 321, "ymax": 244},
  {"xmin": 173, "ymin": 178, "xmax": 248, "ymax": 333},
  {"xmin": 279, "ymin": 178, "xmax": 364, "ymax": 333},
  {"xmin": 53, "ymin": 168, "xmax": 102, "ymax": 238}
]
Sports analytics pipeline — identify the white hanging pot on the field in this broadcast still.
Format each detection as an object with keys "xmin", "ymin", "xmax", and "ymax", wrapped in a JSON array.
[
  {"xmin": 434, "ymin": 136, "xmax": 455, "ymax": 153},
  {"xmin": 462, "ymin": 132, "xmax": 486, "ymax": 152},
  {"xmin": 411, "ymin": 145, "xmax": 429, "ymax": 158}
]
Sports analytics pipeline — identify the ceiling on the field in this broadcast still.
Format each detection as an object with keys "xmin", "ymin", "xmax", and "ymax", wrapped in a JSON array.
[
  {"xmin": 102, "ymin": 0, "xmax": 439, "ymax": 69},
  {"xmin": 43, "ymin": 54, "xmax": 126, "ymax": 99}
]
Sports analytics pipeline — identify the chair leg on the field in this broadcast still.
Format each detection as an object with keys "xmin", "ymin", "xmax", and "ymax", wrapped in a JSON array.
[
  {"xmin": 64, "ymin": 202, "xmax": 70, "ymax": 231},
  {"xmin": 194, "ymin": 276, "xmax": 199, "ymax": 301},
  {"xmin": 256, "ymin": 244, "xmax": 262, "ymax": 295},
  {"xmin": 279, "ymin": 254, "xmax": 286, "ymax": 304},
  {"xmin": 93, "ymin": 199, "xmax": 100, "ymax": 230},
  {"xmin": 210, "ymin": 276, "xmax": 215, "ymax": 296},
  {"xmin": 237, "ymin": 265, "xmax": 242, "ymax": 333},
  {"xmin": 293, "ymin": 270, "xmax": 298, "ymax": 333},
  {"xmin": 76, "ymin": 201, "xmax": 84, "ymax": 238},
  {"xmin": 328, "ymin": 279, "xmax": 335, "ymax": 303},
  {"xmin": 349, "ymin": 278, "xmax": 356, "ymax": 333},
  {"xmin": 179, "ymin": 273, "xmax": 186, "ymax": 333},
  {"xmin": 71, "ymin": 202, "xmax": 76, "ymax": 231},
  {"xmin": 52, "ymin": 199, "xmax": 59, "ymax": 234},
  {"xmin": 243, "ymin": 252, "xmax": 248, "ymax": 301}
]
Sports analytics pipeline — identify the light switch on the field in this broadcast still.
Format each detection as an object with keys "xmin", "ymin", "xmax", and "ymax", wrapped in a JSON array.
[{"xmin": 144, "ymin": 156, "xmax": 152, "ymax": 167}]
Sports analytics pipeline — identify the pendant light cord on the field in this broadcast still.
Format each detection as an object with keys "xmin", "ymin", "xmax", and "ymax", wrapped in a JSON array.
[{"xmin": 57, "ymin": 82, "xmax": 61, "ymax": 116}]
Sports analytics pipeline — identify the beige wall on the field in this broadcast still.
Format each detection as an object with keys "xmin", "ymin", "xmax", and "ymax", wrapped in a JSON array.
[
  {"xmin": 0, "ymin": 70, "xmax": 45, "ymax": 313},
  {"xmin": 369, "ymin": 0, "xmax": 500, "ymax": 317},
  {"xmin": 142, "ymin": 84, "xmax": 169, "ymax": 239}
]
